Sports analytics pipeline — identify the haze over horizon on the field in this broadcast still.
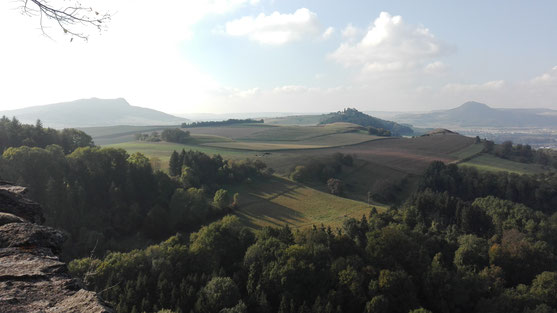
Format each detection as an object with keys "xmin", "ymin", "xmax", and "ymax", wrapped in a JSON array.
[{"xmin": 1, "ymin": 0, "xmax": 556, "ymax": 114}]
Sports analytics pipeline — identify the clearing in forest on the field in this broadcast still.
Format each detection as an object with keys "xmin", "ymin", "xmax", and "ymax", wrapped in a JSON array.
[{"xmin": 230, "ymin": 176, "xmax": 384, "ymax": 230}]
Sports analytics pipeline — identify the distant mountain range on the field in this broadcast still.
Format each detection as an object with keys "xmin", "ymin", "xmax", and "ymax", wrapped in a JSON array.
[
  {"xmin": 394, "ymin": 101, "xmax": 557, "ymax": 128},
  {"xmin": 0, "ymin": 98, "xmax": 188, "ymax": 128}
]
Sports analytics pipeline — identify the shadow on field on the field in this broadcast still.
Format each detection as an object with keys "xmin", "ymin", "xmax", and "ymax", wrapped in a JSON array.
[{"xmin": 233, "ymin": 177, "xmax": 308, "ymax": 229}]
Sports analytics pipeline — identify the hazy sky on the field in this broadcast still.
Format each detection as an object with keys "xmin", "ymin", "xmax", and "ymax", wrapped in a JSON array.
[{"xmin": 1, "ymin": 0, "xmax": 556, "ymax": 114}]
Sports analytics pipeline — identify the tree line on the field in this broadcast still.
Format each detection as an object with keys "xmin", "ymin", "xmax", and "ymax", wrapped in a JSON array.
[
  {"xmin": 181, "ymin": 119, "xmax": 264, "ymax": 128},
  {"xmin": 135, "ymin": 128, "xmax": 191, "ymax": 144},
  {"xmin": 483, "ymin": 139, "xmax": 557, "ymax": 167},
  {"xmin": 419, "ymin": 161, "xmax": 557, "ymax": 213},
  {"xmin": 0, "ymin": 134, "xmax": 267, "ymax": 259},
  {"xmin": 368, "ymin": 126, "xmax": 392, "ymax": 136},
  {"xmin": 0, "ymin": 116, "xmax": 94, "ymax": 153}
]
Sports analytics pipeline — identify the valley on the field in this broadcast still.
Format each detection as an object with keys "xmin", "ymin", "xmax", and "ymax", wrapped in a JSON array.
[
  {"xmin": 3, "ymin": 106, "xmax": 557, "ymax": 313},
  {"xmin": 93, "ymin": 119, "xmax": 551, "ymax": 231}
]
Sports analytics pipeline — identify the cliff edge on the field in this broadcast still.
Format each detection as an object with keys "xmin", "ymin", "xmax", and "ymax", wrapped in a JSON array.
[{"xmin": 0, "ymin": 181, "xmax": 113, "ymax": 313}]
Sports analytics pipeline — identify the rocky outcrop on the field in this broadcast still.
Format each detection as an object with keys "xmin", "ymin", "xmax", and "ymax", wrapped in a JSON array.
[
  {"xmin": 0, "ymin": 182, "xmax": 113, "ymax": 313},
  {"xmin": 0, "ymin": 181, "xmax": 44, "ymax": 224}
]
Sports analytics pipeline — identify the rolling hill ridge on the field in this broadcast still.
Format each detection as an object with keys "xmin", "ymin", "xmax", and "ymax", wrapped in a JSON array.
[{"xmin": 0, "ymin": 98, "xmax": 188, "ymax": 128}]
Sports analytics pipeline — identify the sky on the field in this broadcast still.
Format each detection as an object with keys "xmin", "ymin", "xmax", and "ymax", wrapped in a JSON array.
[{"xmin": 0, "ymin": 0, "xmax": 556, "ymax": 114}]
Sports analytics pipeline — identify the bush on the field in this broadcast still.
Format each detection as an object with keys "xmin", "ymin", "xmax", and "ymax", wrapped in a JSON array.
[
  {"xmin": 161, "ymin": 128, "xmax": 190, "ymax": 144},
  {"xmin": 213, "ymin": 189, "xmax": 230, "ymax": 210},
  {"xmin": 327, "ymin": 178, "xmax": 344, "ymax": 196}
]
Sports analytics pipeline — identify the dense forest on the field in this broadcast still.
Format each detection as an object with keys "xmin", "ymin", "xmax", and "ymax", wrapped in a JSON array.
[
  {"xmin": 319, "ymin": 108, "xmax": 413, "ymax": 136},
  {"xmin": 0, "ymin": 120, "xmax": 268, "ymax": 258},
  {"xmin": 65, "ymin": 161, "xmax": 557, "ymax": 313}
]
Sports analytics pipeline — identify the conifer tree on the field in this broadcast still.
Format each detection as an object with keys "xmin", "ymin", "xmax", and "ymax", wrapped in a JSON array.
[{"xmin": 169, "ymin": 151, "xmax": 181, "ymax": 177}]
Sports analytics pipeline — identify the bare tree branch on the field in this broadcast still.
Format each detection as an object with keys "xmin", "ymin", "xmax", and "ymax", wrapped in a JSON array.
[{"xmin": 17, "ymin": 0, "xmax": 111, "ymax": 41}]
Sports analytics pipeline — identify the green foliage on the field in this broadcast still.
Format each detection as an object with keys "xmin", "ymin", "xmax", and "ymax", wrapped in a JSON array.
[
  {"xmin": 454, "ymin": 235, "xmax": 489, "ymax": 272},
  {"xmin": 409, "ymin": 309, "xmax": 433, "ymax": 313},
  {"xmin": 6, "ymin": 117, "xmax": 557, "ymax": 313},
  {"xmin": 168, "ymin": 150, "xmax": 181, "ymax": 176},
  {"xmin": 134, "ymin": 131, "xmax": 161, "ymax": 142},
  {"xmin": 0, "ymin": 116, "xmax": 93, "ymax": 153},
  {"xmin": 419, "ymin": 161, "xmax": 557, "ymax": 213},
  {"xmin": 213, "ymin": 189, "xmax": 230, "ymax": 210},
  {"xmin": 290, "ymin": 153, "xmax": 353, "ymax": 183},
  {"xmin": 196, "ymin": 277, "xmax": 240, "ymax": 313},
  {"xmin": 169, "ymin": 149, "xmax": 267, "ymax": 192},
  {"xmin": 0, "ymin": 145, "xmax": 239, "ymax": 258},
  {"xmin": 472, "ymin": 196, "xmax": 540, "ymax": 234},
  {"xmin": 161, "ymin": 128, "xmax": 191, "ymax": 144},
  {"xmin": 483, "ymin": 140, "xmax": 557, "ymax": 167},
  {"xmin": 530, "ymin": 272, "xmax": 557, "ymax": 307},
  {"xmin": 71, "ymin": 195, "xmax": 557, "ymax": 313},
  {"xmin": 368, "ymin": 126, "xmax": 392, "ymax": 136}
]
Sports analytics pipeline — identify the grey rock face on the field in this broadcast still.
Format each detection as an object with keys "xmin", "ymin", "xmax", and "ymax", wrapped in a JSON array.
[
  {"xmin": 0, "ymin": 181, "xmax": 112, "ymax": 313},
  {"xmin": 0, "ymin": 212, "xmax": 25, "ymax": 226},
  {"xmin": 0, "ymin": 222, "xmax": 67, "ymax": 253},
  {"xmin": 0, "ymin": 181, "xmax": 44, "ymax": 224}
]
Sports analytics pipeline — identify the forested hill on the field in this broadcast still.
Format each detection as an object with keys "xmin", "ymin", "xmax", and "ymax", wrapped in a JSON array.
[
  {"xmin": 0, "ymin": 98, "xmax": 188, "ymax": 128},
  {"xmin": 319, "ymin": 108, "xmax": 414, "ymax": 136}
]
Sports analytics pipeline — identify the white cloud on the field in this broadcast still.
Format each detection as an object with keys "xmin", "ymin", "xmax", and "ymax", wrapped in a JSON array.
[
  {"xmin": 330, "ymin": 12, "xmax": 450, "ymax": 73},
  {"xmin": 424, "ymin": 61, "xmax": 448, "ymax": 75},
  {"xmin": 273, "ymin": 85, "xmax": 313, "ymax": 93},
  {"xmin": 530, "ymin": 66, "xmax": 557, "ymax": 85},
  {"xmin": 443, "ymin": 80, "xmax": 505, "ymax": 92},
  {"xmin": 234, "ymin": 88, "xmax": 261, "ymax": 98},
  {"xmin": 322, "ymin": 27, "xmax": 335, "ymax": 39},
  {"xmin": 224, "ymin": 8, "xmax": 321, "ymax": 45},
  {"xmin": 341, "ymin": 24, "xmax": 361, "ymax": 40},
  {"xmin": 187, "ymin": 65, "xmax": 557, "ymax": 113}
]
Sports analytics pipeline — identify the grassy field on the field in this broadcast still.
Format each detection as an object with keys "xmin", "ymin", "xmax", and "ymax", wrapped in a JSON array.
[
  {"xmin": 106, "ymin": 130, "xmax": 477, "ymax": 176},
  {"xmin": 203, "ymin": 142, "xmax": 328, "ymax": 150},
  {"xmin": 189, "ymin": 134, "xmax": 234, "ymax": 144},
  {"xmin": 88, "ymin": 122, "xmax": 368, "ymax": 146},
  {"xmin": 106, "ymin": 141, "xmax": 252, "ymax": 169},
  {"xmin": 80, "ymin": 125, "xmax": 176, "ymax": 145},
  {"xmin": 260, "ymin": 133, "xmax": 476, "ymax": 175},
  {"xmin": 460, "ymin": 153, "xmax": 550, "ymax": 174},
  {"xmin": 264, "ymin": 115, "xmax": 322, "ymax": 126},
  {"xmin": 202, "ymin": 132, "xmax": 382, "ymax": 151},
  {"xmin": 183, "ymin": 124, "xmax": 277, "ymax": 140},
  {"xmin": 242, "ymin": 122, "xmax": 364, "ymax": 141},
  {"xmin": 450, "ymin": 142, "xmax": 484, "ymax": 160},
  {"xmin": 230, "ymin": 176, "xmax": 385, "ymax": 229}
]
